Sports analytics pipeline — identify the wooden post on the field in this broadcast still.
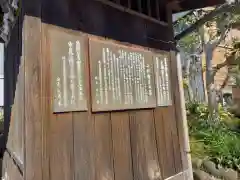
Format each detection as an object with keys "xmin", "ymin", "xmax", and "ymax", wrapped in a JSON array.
[
  {"xmin": 166, "ymin": 3, "xmax": 193, "ymax": 178},
  {"xmin": 23, "ymin": 15, "xmax": 43, "ymax": 180},
  {"xmin": 175, "ymin": 52, "xmax": 193, "ymax": 179}
]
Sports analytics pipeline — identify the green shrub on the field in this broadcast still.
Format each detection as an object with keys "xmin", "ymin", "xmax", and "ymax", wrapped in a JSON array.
[
  {"xmin": 186, "ymin": 102, "xmax": 234, "ymax": 122},
  {"xmin": 187, "ymin": 102, "xmax": 240, "ymax": 171}
]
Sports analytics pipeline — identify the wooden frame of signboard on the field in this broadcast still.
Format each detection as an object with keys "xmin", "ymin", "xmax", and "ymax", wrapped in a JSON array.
[{"xmin": 3, "ymin": 0, "xmax": 194, "ymax": 180}]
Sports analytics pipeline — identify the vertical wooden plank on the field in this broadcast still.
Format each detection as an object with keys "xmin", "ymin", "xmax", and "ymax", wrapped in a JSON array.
[
  {"xmin": 22, "ymin": 18, "xmax": 27, "ymax": 179},
  {"xmin": 170, "ymin": 52, "xmax": 193, "ymax": 179},
  {"xmin": 154, "ymin": 108, "xmax": 170, "ymax": 179},
  {"xmin": 24, "ymin": 16, "xmax": 43, "ymax": 180},
  {"xmin": 2, "ymin": 152, "xmax": 24, "ymax": 180},
  {"xmin": 20, "ymin": 56, "xmax": 26, "ymax": 174},
  {"xmin": 94, "ymin": 114, "xmax": 115, "ymax": 180},
  {"xmin": 41, "ymin": 23, "xmax": 50, "ymax": 180},
  {"xmin": 160, "ymin": 107, "xmax": 176, "ymax": 176},
  {"xmin": 166, "ymin": 6, "xmax": 192, "ymax": 178},
  {"xmin": 73, "ymin": 112, "xmax": 95, "ymax": 180},
  {"xmin": 49, "ymin": 113, "xmax": 74, "ymax": 180},
  {"xmin": 129, "ymin": 110, "xmax": 162, "ymax": 180},
  {"xmin": 111, "ymin": 112, "xmax": 133, "ymax": 180},
  {"xmin": 154, "ymin": 107, "xmax": 182, "ymax": 177},
  {"xmin": 15, "ymin": 72, "xmax": 22, "ymax": 161},
  {"xmin": 18, "ymin": 59, "xmax": 25, "ymax": 165},
  {"xmin": 163, "ymin": 106, "xmax": 182, "ymax": 173},
  {"xmin": 8, "ymin": 54, "xmax": 25, "ymax": 167},
  {"xmin": 169, "ymin": 106, "xmax": 183, "ymax": 173},
  {"xmin": 73, "ymin": 34, "xmax": 95, "ymax": 180},
  {"xmin": 13, "ymin": 78, "xmax": 19, "ymax": 155},
  {"xmin": 46, "ymin": 25, "xmax": 74, "ymax": 180},
  {"xmin": 170, "ymin": 52, "xmax": 187, "ymax": 171},
  {"xmin": 157, "ymin": 106, "xmax": 183, "ymax": 177}
]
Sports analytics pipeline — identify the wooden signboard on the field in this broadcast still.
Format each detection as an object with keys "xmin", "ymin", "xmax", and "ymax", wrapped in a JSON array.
[
  {"xmin": 49, "ymin": 28, "xmax": 88, "ymax": 113},
  {"xmin": 89, "ymin": 38, "xmax": 157, "ymax": 112},
  {"xmin": 153, "ymin": 52, "xmax": 172, "ymax": 106}
]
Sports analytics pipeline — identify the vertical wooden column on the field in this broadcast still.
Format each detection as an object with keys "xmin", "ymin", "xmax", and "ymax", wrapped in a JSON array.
[
  {"xmin": 41, "ymin": 23, "xmax": 51, "ymax": 180},
  {"xmin": 170, "ymin": 52, "xmax": 193, "ymax": 180},
  {"xmin": 166, "ymin": 4, "xmax": 193, "ymax": 180},
  {"xmin": 21, "ymin": 0, "xmax": 49, "ymax": 174},
  {"xmin": 23, "ymin": 15, "xmax": 43, "ymax": 180}
]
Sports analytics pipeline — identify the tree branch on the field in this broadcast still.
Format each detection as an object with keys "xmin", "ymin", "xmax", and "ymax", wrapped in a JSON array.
[
  {"xmin": 211, "ymin": 20, "xmax": 240, "ymax": 48},
  {"xmin": 220, "ymin": 74, "xmax": 230, "ymax": 89},
  {"xmin": 212, "ymin": 60, "xmax": 229, "ymax": 77},
  {"xmin": 173, "ymin": 10, "xmax": 195, "ymax": 24},
  {"xmin": 211, "ymin": 27, "xmax": 230, "ymax": 47},
  {"xmin": 175, "ymin": 3, "xmax": 236, "ymax": 41}
]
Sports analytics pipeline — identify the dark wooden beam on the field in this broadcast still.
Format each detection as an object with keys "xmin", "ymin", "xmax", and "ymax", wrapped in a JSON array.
[
  {"xmin": 169, "ymin": 0, "xmax": 225, "ymax": 12},
  {"xmin": 0, "ymin": 0, "xmax": 226, "ymax": 43}
]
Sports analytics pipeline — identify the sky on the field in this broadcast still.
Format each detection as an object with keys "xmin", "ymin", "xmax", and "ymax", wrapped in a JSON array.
[{"xmin": 172, "ymin": 11, "xmax": 190, "ymax": 22}]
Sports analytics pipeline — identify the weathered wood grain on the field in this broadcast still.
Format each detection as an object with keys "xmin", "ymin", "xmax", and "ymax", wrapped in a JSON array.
[
  {"xmin": 41, "ymin": 23, "xmax": 50, "ymax": 180},
  {"xmin": 24, "ymin": 16, "xmax": 43, "ymax": 180},
  {"xmin": 169, "ymin": 52, "xmax": 193, "ymax": 178},
  {"xmin": 3, "ymin": 0, "xmax": 193, "ymax": 178},
  {"xmin": 2, "ymin": 152, "xmax": 24, "ymax": 180},
  {"xmin": 73, "ymin": 31, "xmax": 95, "ymax": 180},
  {"xmin": 130, "ymin": 110, "xmax": 162, "ymax": 180},
  {"xmin": 154, "ymin": 108, "xmax": 170, "ymax": 179},
  {"xmin": 49, "ymin": 113, "xmax": 74, "ymax": 180},
  {"xmin": 94, "ymin": 113, "xmax": 115, "ymax": 180},
  {"xmin": 73, "ymin": 112, "xmax": 95, "ymax": 180},
  {"xmin": 111, "ymin": 112, "xmax": 133, "ymax": 180},
  {"xmin": 167, "ymin": 106, "xmax": 182, "ymax": 173}
]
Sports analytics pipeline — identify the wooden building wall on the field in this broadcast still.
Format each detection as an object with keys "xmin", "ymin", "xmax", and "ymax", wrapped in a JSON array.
[{"xmin": 3, "ymin": 0, "xmax": 192, "ymax": 180}]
